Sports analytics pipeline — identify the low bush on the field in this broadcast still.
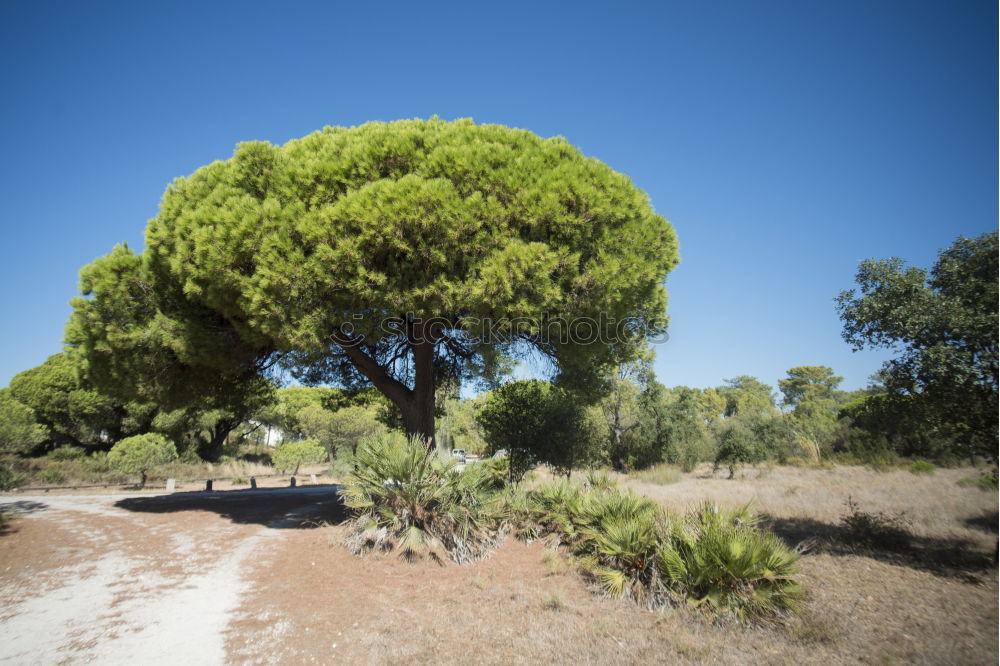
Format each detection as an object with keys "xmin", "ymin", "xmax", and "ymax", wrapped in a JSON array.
[
  {"xmin": 839, "ymin": 497, "xmax": 911, "ymax": 551},
  {"xmin": 47, "ymin": 446, "xmax": 87, "ymax": 461},
  {"xmin": 0, "ymin": 462, "xmax": 27, "ymax": 490},
  {"xmin": 340, "ymin": 433, "xmax": 507, "ymax": 563},
  {"xmin": 658, "ymin": 503, "xmax": 802, "ymax": 623},
  {"xmin": 520, "ymin": 481, "xmax": 802, "ymax": 623},
  {"xmin": 909, "ymin": 460, "xmax": 935, "ymax": 475},
  {"xmin": 957, "ymin": 471, "xmax": 998, "ymax": 491}
]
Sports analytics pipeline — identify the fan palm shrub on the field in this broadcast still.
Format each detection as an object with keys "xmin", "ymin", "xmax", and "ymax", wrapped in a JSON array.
[
  {"xmin": 340, "ymin": 433, "xmax": 506, "ymax": 563},
  {"xmin": 658, "ymin": 502, "xmax": 802, "ymax": 622},
  {"xmin": 523, "ymin": 481, "xmax": 802, "ymax": 622}
]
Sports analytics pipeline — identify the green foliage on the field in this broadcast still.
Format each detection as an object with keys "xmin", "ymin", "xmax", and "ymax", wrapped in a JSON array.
[
  {"xmin": 522, "ymin": 481, "xmax": 801, "ymax": 622},
  {"xmin": 296, "ymin": 403, "xmax": 386, "ymax": 456},
  {"xmin": 340, "ymin": 433, "xmax": 506, "ymax": 563},
  {"xmin": 477, "ymin": 380, "xmax": 597, "ymax": 481},
  {"xmin": 107, "ymin": 433, "xmax": 178, "ymax": 487},
  {"xmin": 836, "ymin": 232, "xmax": 998, "ymax": 462},
  {"xmin": 7, "ymin": 353, "xmax": 140, "ymax": 449},
  {"xmin": 69, "ymin": 118, "xmax": 678, "ymax": 444},
  {"xmin": 437, "ymin": 396, "xmax": 488, "ymax": 456},
  {"xmin": 0, "ymin": 388, "xmax": 49, "ymax": 455},
  {"xmin": 47, "ymin": 446, "xmax": 87, "ymax": 461},
  {"xmin": 271, "ymin": 439, "xmax": 326, "ymax": 474},
  {"xmin": 713, "ymin": 419, "xmax": 765, "ymax": 478},
  {"xmin": 478, "ymin": 454, "xmax": 510, "ymax": 489},
  {"xmin": 908, "ymin": 460, "xmax": 935, "ymax": 475},
  {"xmin": 718, "ymin": 376, "xmax": 778, "ymax": 418},
  {"xmin": 956, "ymin": 471, "xmax": 998, "ymax": 491},
  {"xmin": 0, "ymin": 462, "xmax": 27, "ymax": 491},
  {"xmin": 778, "ymin": 366, "xmax": 844, "ymax": 410},
  {"xmin": 658, "ymin": 503, "xmax": 802, "ymax": 622}
]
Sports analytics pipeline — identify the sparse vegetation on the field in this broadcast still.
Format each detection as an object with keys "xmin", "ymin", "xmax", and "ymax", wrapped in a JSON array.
[
  {"xmin": 839, "ymin": 496, "xmax": 912, "ymax": 552},
  {"xmin": 631, "ymin": 463, "xmax": 683, "ymax": 485},
  {"xmin": 909, "ymin": 460, "xmax": 935, "ymax": 475},
  {"xmin": 957, "ymin": 471, "xmax": 998, "ymax": 491}
]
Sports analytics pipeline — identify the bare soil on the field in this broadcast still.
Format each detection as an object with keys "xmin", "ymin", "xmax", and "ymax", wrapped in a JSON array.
[{"xmin": 1, "ymin": 465, "xmax": 996, "ymax": 665}]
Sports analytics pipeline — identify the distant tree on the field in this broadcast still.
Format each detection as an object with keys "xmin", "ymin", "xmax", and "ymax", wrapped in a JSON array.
[
  {"xmin": 0, "ymin": 389, "xmax": 49, "ymax": 455},
  {"xmin": 67, "ymin": 119, "xmax": 678, "ymax": 449},
  {"xmin": 477, "ymin": 380, "xmax": 595, "ymax": 481},
  {"xmin": 713, "ymin": 419, "xmax": 764, "ymax": 479},
  {"xmin": 437, "ymin": 396, "xmax": 488, "ymax": 455},
  {"xmin": 8, "ymin": 353, "xmax": 153, "ymax": 450},
  {"xmin": 778, "ymin": 366, "xmax": 844, "ymax": 410},
  {"xmin": 718, "ymin": 376, "xmax": 778, "ymax": 418},
  {"xmin": 272, "ymin": 439, "xmax": 326, "ymax": 475},
  {"xmin": 696, "ymin": 388, "xmax": 727, "ymax": 424},
  {"xmin": 636, "ymin": 383, "xmax": 709, "ymax": 471},
  {"xmin": 297, "ymin": 404, "xmax": 385, "ymax": 456},
  {"xmin": 107, "ymin": 433, "xmax": 178, "ymax": 488},
  {"xmin": 600, "ymin": 357, "xmax": 651, "ymax": 472},
  {"xmin": 836, "ymin": 232, "xmax": 998, "ymax": 461}
]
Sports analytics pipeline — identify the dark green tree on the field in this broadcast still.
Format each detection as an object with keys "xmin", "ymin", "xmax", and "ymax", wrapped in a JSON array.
[
  {"xmin": 477, "ymin": 379, "xmax": 596, "ymax": 481},
  {"xmin": 718, "ymin": 376, "xmax": 778, "ymax": 418},
  {"xmin": 68, "ymin": 119, "xmax": 678, "ymax": 448},
  {"xmin": 0, "ymin": 388, "xmax": 49, "ymax": 455},
  {"xmin": 836, "ymin": 232, "xmax": 998, "ymax": 461},
  {"xmin": 7, "ymin": 353, "xmax": 154, "ymax": 450}
]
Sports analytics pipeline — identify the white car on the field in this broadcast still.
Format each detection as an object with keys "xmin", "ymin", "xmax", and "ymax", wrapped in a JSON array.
[{"xmin": 451, "ymin": 448, "xmax": 467, "ymax": 463}]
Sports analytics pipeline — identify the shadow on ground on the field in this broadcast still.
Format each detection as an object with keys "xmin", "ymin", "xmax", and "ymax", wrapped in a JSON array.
[
  {"xmin": 0, "ymin": 501, "xmax": 49, "ymax": 537},
  {"xmin": 114, "ymin": 486, "xmax": 348, "ymax": 529},
  {"xmin": 767, "ymin": 514, "xmax": 998, "ymax": 582}
]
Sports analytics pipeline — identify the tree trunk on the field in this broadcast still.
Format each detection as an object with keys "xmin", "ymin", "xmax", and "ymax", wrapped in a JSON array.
[
  {"xmin": 612, "ymin": 424, "xmax": 626, "ymax": 472},
  {"xmin": 403, "ymin": 333, "xmax": 437, "ymax": 451},
  {"xmin": 199, "ymin": 419, "xmax": 236, "ymax": 461},
  {"xmin": 335, "ymin": 319, "xmax": 438, "ymax": 452},
  {"xmin": 139, "ymin": 471, "xmax": 147, "ymax": 489}
]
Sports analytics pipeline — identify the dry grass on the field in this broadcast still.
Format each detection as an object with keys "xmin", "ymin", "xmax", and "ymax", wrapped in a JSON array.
[
  {"xmin": 629, "ymin": 463, "xmax": 683, "ymax": 485},
  {"xmin": 622, "ymin": 463, "xmax": 996, "ymax": 550},
  {"xmin": 223, "ymin": 463, "xmax": 997, "ymax": 665}
]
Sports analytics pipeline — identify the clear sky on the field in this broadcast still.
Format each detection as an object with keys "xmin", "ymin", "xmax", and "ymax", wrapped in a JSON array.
[{"xmin": 0, "ymin": 0, "xmax": 996, "ymax": 393}]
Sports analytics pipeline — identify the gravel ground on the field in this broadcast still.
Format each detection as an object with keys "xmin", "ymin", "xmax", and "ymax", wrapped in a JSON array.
[{"xmin": 0, "ymin": 487, "xmax": 343, "ymax": 665}]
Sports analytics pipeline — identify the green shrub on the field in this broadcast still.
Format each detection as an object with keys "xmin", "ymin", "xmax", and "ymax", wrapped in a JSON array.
[
  {"xmin": 478, "ymin": 455, "xmax": 510, "ymax": 489},
  {"xmin": 521, "ymin": 480, "xmax": 802, "ymax": 623},
  {"xmin": 658, "ymin": 503, "xmax": 802, "ymax": 623},
  {"xmin": 108, "ymin": 433, "xmax": 179, "ymax": 488},
  {"xmin": 0, "ymin": 463, "xmax": 27, "ymax": 490},
  {"xmin": 909, "ymin": 460, "xmax": 935, "ymax": 475},
  {"xmin": 714, "ymin": 420, "xmax": 765, "ymax": 478},
  {"xmin": 340, "ymin": 433, "xmax": 506, "ymax": 563},
  {"xmin": 47, "ymin": 446, "xmax": 87, "ymax": 461},
  {"xmin": 38, "ymin": 467, "xmax": 67, "ymax": 484},
  {"xmin": 957, "ymin": 471, "xmax": 999, "ymax": 490},
  {"xmin": 272, "ymin": 439, "xmax": 326, "ymax": 474}
]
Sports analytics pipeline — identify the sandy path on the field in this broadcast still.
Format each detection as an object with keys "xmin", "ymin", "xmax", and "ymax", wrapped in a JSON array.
[{"xmin": 0, "ymin": 488, "xmax": 343, "ymax": 665}]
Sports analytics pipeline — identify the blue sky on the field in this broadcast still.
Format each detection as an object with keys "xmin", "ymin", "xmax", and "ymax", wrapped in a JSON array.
[{"xmin": 0, "ymin": 0, "xmax": 995, "ymax": 393}]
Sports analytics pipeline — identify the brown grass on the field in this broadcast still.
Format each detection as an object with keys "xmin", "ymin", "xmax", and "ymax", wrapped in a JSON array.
[{"xmin": 224, "ymin": 463, "xmax": 997, "ymax": 664}]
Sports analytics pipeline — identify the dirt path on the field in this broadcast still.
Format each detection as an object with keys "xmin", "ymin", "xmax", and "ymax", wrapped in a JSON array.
[
  {"xmin": 0, "ymin": 487, "xmax": 344, "ymax": 665},
  {"xmin": 1, "ymin": 476, "xmax": 996, "ymax": 665}
]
